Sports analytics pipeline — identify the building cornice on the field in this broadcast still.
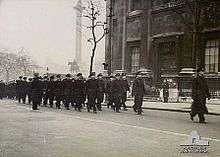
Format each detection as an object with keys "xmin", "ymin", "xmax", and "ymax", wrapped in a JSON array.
[
  {"xmin": 151, "ymin": 4, "xmax": 185, "ymax": 14},
  {"xmin": 127, "ymin": 10, "xmax": 143, "ymax": 19},
  {"xmin": 202, "ymin": 27, "xmax": 220, "ymax": 33},
  {"xmin": 126, "ymin": 37, "xmax": 141, "ymax": 42},
  {"xmin": 151, "ymin": 32, "xmax": 184, "ymax": 39}
]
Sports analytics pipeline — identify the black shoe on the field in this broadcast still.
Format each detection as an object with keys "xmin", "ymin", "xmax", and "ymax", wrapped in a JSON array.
[
  {"xmin": 199, "ymin": 121, "xmax": 206, "ymax": 124},
  {"xmin": 124, "ymin": 108, "xmax": 128, "ymax": 111},
  {"xmin": 190, "ymin": 114, "xmax": 194, "ymax": 121},
  {"xmin": 132, "ymin": 106, "xmax": 137, "ymax": 112},
  {"xmin": 93, "ymin": 111, "xmax": 97, "ymax": 114},
  {"xmin": 116, "ymin": 110, "xmax": 120, "ymax": 113}
]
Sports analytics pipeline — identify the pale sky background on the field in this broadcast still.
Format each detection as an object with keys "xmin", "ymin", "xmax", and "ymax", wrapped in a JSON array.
[{"xmin": 0, "ymin": 0, "xmax": 105, "ymax": 75}]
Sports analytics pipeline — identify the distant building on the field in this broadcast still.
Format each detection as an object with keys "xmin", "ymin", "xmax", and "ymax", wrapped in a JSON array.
[{"xmin": 105, "ymin": 0, "xmax": 220, "ymax": 97}]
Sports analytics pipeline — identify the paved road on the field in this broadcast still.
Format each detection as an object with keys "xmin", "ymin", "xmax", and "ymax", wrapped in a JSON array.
[{"xmin": 0, "ymin": 99, "xmax": 220, "ymax": 157}]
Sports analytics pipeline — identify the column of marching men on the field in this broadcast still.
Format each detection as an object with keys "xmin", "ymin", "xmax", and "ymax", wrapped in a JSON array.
[{"xmin": 0, "ymin": 71, "xmax": 146, "ymax": 115}]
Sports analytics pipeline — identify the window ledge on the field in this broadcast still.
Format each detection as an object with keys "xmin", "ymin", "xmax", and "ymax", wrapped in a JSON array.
[
  {"xmin": 128, "ymin": 10, "xmax": 143, "ymax": 17},
  {"xmin": 204, "ymin": 73, "xmax": 220, "ymax": 78}
]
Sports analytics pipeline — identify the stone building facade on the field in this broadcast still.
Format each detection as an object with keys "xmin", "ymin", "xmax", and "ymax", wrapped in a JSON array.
[{"xmin": 105, "ymin": 0, "xmax": 220, "ymax": 97}]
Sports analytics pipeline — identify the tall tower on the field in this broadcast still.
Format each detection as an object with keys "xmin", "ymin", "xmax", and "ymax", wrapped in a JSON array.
[{"xmin": 74, "ymin": 0, "xmax": 83, "ymax": 70}]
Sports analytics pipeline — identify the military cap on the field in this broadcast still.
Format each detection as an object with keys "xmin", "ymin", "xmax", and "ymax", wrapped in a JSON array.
[
  {"xmin": 97, "ymin": 73, "xmax": 103, "ymax": 77},
  {"xmin": 34, "ymin": 73, "xmax": 39, "ymax": 77},
  {"xmin": 19, "ymin": 76, "xmax": 23, "ymax": 79},
  {"xmin": 136, "ymin": 71, "xmax": 142, "ymax": 75},
  {"xmin": 121, "ymin": 73, "xmax": 127, "ymax": 76},
  {"xmin": 89, "ymin": 72, "xmax": 96, "ymax": 77},
  {"xmin": 115, "ymin": 73, "xmax": 120, "ymax": 77},
  {"xmin": 23, "ymin": 77, "xmax": 27, "ymax": 80},
  {"xmin": 50, "ymin": 75, "xmax": 55, "ymax": 79},
  {"xmin": 43, "ymin": 75, "xmax": 48, "ymax": 79},
  {"xmin": 77, "ymin": 73, "xmax": 82, "ymax": 77},
  {"xmin": 66, "ymin": 74, "xmax": 71, "ymax": 77},
  {"xmin": 28, "ymin": 78, "xmax": 33, "ymax": 81},
  {"xmin": 56, "ymin": 74, "xmax": 61, "ymax": 78},
  {"xmin": 197, "ymin": 67, "xmax": 205, "ymax": 72},
  {"xmin": 109, "ymin": 75, "xmax": 115, "ymax": 78}
]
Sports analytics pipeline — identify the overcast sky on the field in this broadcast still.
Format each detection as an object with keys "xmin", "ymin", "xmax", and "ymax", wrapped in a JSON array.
[{"xmin": 0, "ymin": 0, "xmax": 105, "ymax": 74}]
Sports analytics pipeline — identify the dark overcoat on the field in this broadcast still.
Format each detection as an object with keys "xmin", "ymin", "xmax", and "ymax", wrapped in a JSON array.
[
  {"xmin": 74, "ymin": 79, "xmax": 86, "ymax": 102},
  {"xmin": 191, "ymin": 75, "xmax": 210, "ymax": 114},
  {"xmin": 54, "ymin": 80, "xmax": 63, "ymax": 98},
  {"xmin": 31, "ymin": 77, "xmax": 43, "ymax": 103},
  {"xmin": 62, "ymin": 78, "xmax": 74, "ymax": 98},
  {"xmin": 132, "ymin": 78, "xmax": 145, "ymax": 97}
]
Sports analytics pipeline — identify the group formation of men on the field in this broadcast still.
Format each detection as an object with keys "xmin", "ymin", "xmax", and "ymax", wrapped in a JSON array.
[
  {"xmin": 1, "ymin": 71, "xmax": 146, "ymax": 115},
  {"xmin": 0, "ymin": 67, "xmax": 211, "ymax": 121}
]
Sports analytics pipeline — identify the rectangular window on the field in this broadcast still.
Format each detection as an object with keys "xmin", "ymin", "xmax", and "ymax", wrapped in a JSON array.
[
  {"xmin": 131, "ymin": 47, "xmax": 140, "ymax": 73},
  {"xmin": 130, "ymin": 0, "xmax": 142, "ymax": 11},
  {"xmin": 205, "ymin": 40, "xmax": 219, "ymax": 73}
]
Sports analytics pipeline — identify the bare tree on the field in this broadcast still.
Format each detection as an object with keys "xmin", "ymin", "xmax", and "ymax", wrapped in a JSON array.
[
  {"xmin": 0, "ymin": 48, "xmax": 40, "ymax": 81},
  {"xmin": 83, "ymin": 0, "xmax": 107, "ymax": 74},
  {"xmin": 0, "ymin": 52, "xmax": 18, "ymax": 82}
]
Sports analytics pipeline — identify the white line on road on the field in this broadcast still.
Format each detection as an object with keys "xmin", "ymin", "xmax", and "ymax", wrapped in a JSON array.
[{"xmin": 75, "ymin": 116, "xmax": 220, "ymax": 142}]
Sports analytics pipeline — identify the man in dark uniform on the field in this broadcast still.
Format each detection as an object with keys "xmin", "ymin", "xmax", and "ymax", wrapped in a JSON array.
[
  {"xmin": 96, "ymin": 73, "xmax": 105, "ymax": 111},
  {"xmin": 27, "ymin": 78, "xmax": 33, "ymax": 104},
  {"xmin": 31, "ymin": 73, "xmax": 43, "ymax": 110},
  {"xmin": 16, "ymin": 76, "xmax": 23, "ymax": 103},
  {"xmin": 120, "ymin": 73, "xmax": 130, "ymax": 111},
  {"xmin": 110, "ymin": 73, "xmax": 124, "ymax": 113},
  {"xmin": 42, "ymin": 76, "xmax": 49, "ymax": 106},
  {"xmin": 74, "ymin": 73, "xmax": 86, "ymax": 112},
  {"xmin": 132, "ymin": 71, "xmax": 146, "ymax": 115},
  {"xmin": 20, "ymin": 77, "xmax": 28, "ymax": 104},
  {"xmin": 163, "ymin": 79, "xmax": 169, "ymax": 103},
  {"xmin": 0, "ymin": 80, "xmax": 5, "ymax": 99},
  {"xmin": 106, "ymin": 75, "xmax": 114, "ymax": 109},
  {"xmin": 47, "ymin": 76, "xmax": 56, "ymax": 108},
  {"xmin": 54, "ymin": 75, "xmax": 63, "ymax": 109},
  {"xmin": 85, "ymin": 72, "xmax": 98, "ymax": 113},
  {"xmin": 62, "ymin": 74, "xmax": 73, "ymax": 110},
  {"xmin": 190, "ymin": 67, "xmax": 210, "ymax": 123}
]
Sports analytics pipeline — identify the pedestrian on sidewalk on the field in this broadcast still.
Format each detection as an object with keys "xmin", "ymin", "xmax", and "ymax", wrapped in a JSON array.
[
  {"xmin": 132, "ymin": 71, "xmax": 146, "ymax": 115},
  {"xmin": 190, "ymin": 67, "xmax": 211, "ymax": 123},
  {"xmin": 162, "ymin": 79, "xmax": 169, "ymax": 103}
]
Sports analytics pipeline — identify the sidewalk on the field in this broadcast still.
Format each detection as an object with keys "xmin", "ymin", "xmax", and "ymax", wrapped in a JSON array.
[
  {"xmin": 127, "ymin": 97, "xmax": 220, "ymax": 105},
  {"xmin": 123, "ymin": 101, "xmax": 220, "ymax": 116}
]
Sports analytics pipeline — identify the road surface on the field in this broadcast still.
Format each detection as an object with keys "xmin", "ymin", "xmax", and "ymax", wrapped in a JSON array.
[{"xmin": 0, "ymin": 99, "xmax": 219, "ymax": 157}]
